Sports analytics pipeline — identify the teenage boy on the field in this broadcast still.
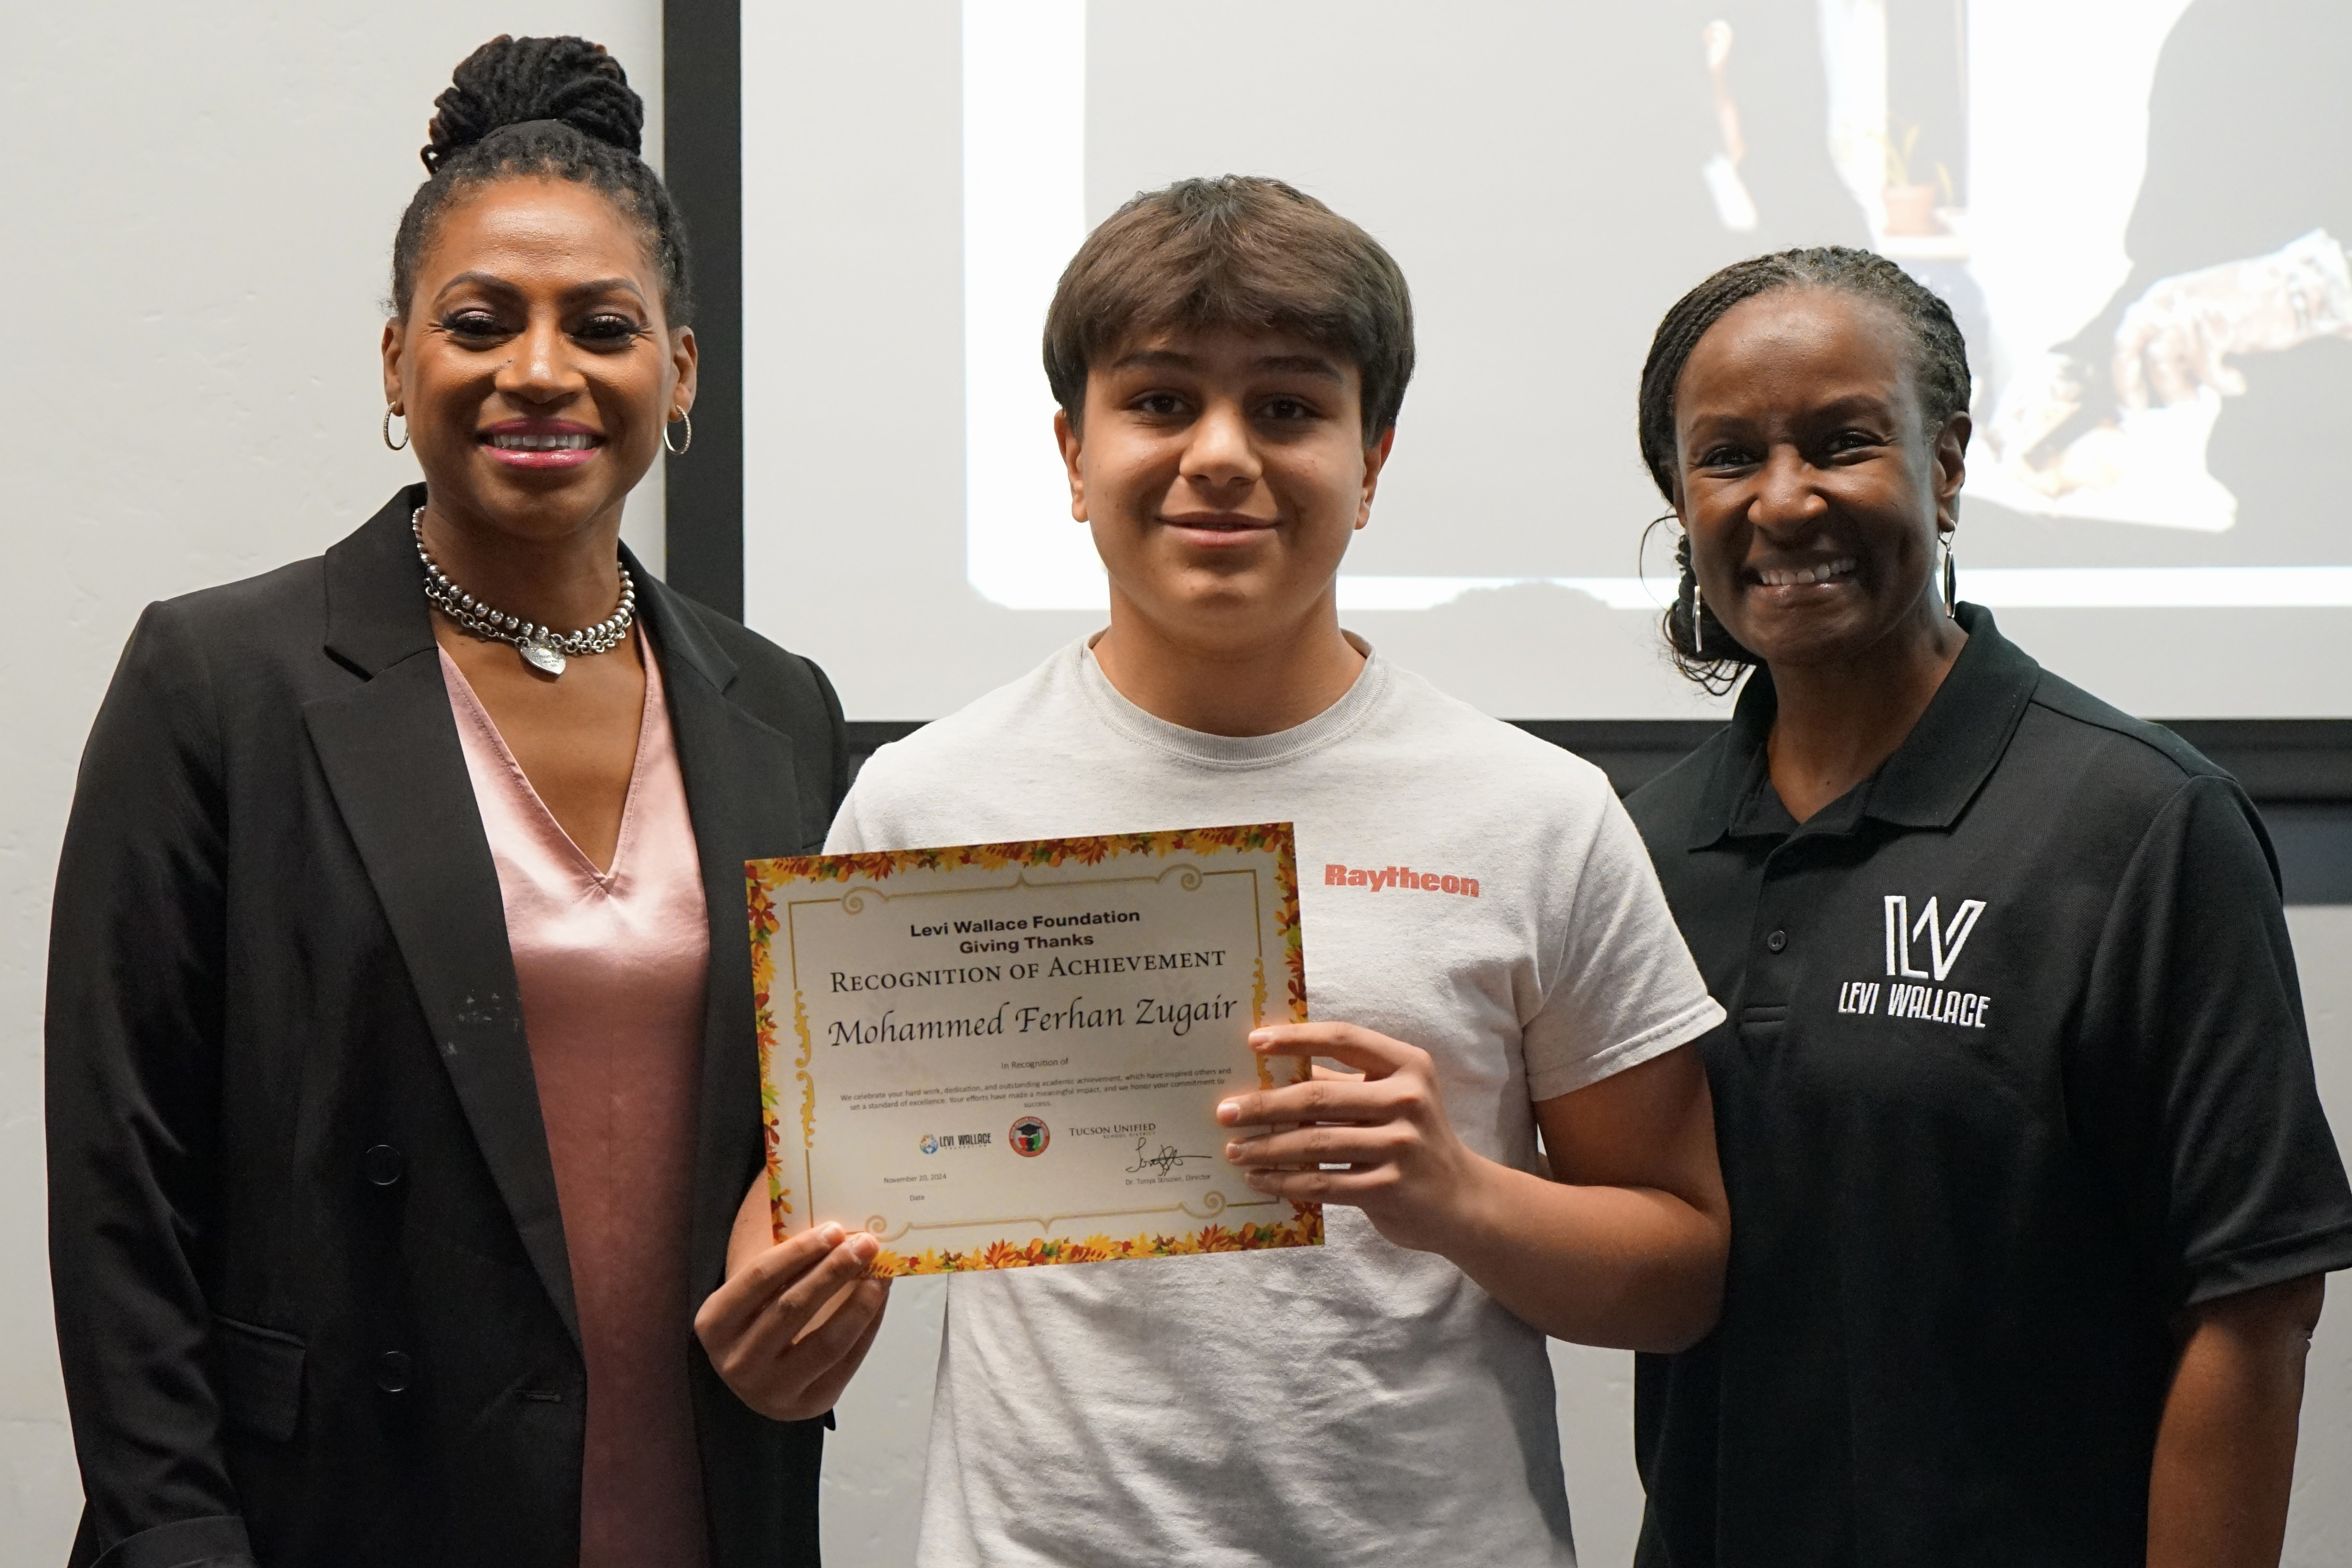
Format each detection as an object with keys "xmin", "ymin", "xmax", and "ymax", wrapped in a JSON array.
[{"xmin": 698, "ymin": 177, "xmax": 1730, "ymax": 1565}]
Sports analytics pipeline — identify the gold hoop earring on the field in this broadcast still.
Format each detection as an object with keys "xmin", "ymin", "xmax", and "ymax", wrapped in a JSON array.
[
  {"xmin": 665, "ymin": 410, "xmax": 692, "ymax": 456},
  {"xmin": 1941, "ymin": 534, "xmax": 1957, "ymax": 619},
  {"xmin": 382, "ymin": 407, "xmax": 409, "ymax": 451}
]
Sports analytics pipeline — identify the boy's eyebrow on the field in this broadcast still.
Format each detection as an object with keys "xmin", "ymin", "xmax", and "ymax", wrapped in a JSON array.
[
  {"xmin": 1250, "ymin": 353, "xmax": 1345, "ymax": 382},
  {"xmin": 1108, "ymin": 348, "xmax": 1198, "ymax": 371},
  {"xmin": 1106, "ymin": 347, "xmax": 1346, "ymax": 383}
]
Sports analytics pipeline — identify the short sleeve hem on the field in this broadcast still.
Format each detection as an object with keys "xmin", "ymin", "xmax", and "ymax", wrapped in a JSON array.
[
  {"xmin": 2184, "ymin": 1219, "xmax": 2352, "ymax": 1306},
  {"xmin": 1525, "ymin": 995, "xmax": 1725, "ymax": 1102}
]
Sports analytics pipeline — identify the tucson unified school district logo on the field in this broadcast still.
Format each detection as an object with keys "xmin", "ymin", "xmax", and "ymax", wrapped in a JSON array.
[
  {"xmin": 1009, "ymin": 1116, "xmax": 1051, "ymax": 1157},
  {"xmin": 1835, "ymin": 894, "xmax": 1994, "ymax": 1029}
]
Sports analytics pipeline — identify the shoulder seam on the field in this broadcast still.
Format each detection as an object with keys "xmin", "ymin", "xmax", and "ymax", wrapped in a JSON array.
[
  {"xmin": 2024, "ymin": 687, "xmax": 2220, "ymax": 782},
  {"xmin": 2088, "ymin": 771, "xmax": 2269, "ymax": 989},
  {"xmin": 1536, "ymin": 790, "xmax": 1620, "ymax": 1017}
]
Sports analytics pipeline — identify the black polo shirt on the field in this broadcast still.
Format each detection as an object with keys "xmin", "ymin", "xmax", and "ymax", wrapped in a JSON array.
[{"xmin": 1624, "ymin": 604, "xmax": 2352, "ymax": 1568}]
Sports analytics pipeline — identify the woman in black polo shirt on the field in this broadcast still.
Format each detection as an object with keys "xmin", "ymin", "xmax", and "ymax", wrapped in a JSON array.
[{"xmin": 1623, "ymin": 246, "xmax": 2352, "ymax": 1568}]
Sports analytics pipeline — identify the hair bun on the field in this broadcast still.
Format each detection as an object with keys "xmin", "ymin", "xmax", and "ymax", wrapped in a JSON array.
[{"xmin": 421, "ymin": 35, "xmax": 643, "ymax": 172}]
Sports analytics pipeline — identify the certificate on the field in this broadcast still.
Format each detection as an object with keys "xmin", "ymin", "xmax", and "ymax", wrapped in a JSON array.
[{"xmin": 746, "ymin": 823, "xmax": 1320, "ymax": 1275}]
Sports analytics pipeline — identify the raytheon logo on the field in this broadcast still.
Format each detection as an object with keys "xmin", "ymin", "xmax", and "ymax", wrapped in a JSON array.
[
  {"xmin": 1884, "ymin": 895, "xmax": 1985, "ymax": 983},
  {"xmin": 1324, "ymin": 863, "xmax": 1480, "ymax": 898}
]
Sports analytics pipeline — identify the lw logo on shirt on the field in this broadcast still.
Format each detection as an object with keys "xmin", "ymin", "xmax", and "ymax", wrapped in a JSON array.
[
  {"xmin": 1883, "ymin": 895, "xmax": 1984, "ymax": 982},
  {"xmin": 1834, "ymin": 894, "xmax": 1994, "ymax": 1029}
]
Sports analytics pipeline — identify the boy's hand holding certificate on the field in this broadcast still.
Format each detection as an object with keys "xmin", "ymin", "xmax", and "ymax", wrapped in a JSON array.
[{"xmin": 746, "ymin": 823, "xmax": 1321, "ymax": 1273}]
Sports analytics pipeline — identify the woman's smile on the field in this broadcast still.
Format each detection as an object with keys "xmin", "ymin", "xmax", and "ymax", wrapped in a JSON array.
[
  {"xmin": 1751, "ymin": 555, "xmax": 1856, "ymax": 589},
  {"xmin": 479, "ymin": 416, "xmax": 605, "ymax": 470}
]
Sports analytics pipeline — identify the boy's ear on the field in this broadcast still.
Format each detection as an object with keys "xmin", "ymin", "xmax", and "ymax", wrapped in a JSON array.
[
  {"xmin": 1055, "ymin": 407, "xmax": 1087, "ymax": 522},
  {"xmin": 1355, "ymin": 425, "xmax": 1397, "ymax": 530}
]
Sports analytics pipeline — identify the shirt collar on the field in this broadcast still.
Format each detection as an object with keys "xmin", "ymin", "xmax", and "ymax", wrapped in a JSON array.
[{"xmin": 1685, "ymin": 602, "xmax": 2042, "ymax": 849}]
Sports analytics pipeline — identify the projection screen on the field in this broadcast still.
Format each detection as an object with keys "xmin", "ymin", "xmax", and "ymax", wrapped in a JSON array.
[{"xmin": 743, "ymin": 0, "xmax": 2352, "ymax": 720}]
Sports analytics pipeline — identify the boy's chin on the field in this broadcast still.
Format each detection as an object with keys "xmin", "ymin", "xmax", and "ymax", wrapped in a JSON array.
[{"xmin": 1116, "ymin": 566, "xmax": 1340, "ymax": 635}]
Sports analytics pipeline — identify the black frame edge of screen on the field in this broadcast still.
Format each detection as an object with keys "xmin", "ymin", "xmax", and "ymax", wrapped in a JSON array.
[
  {"xmin": 841, "ymin": 719, "xmax": 2352, "ymax": 903},
  {"xmin": 664, "ymin": 0, "xmax": 745, "ymax": 620},
  {"xmin": 667, "ymin": 6, "xmax": 2352, "ymax": 894},
  {"xmin": 846, "ymin": 720, "xmax": 2352, "ymax": 803}
]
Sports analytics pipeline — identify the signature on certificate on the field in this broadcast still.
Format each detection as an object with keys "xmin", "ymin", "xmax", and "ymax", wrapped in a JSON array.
[{"xmin": 1127, "ymin": 1137, "xmax": 1211, "ymax": 1176}]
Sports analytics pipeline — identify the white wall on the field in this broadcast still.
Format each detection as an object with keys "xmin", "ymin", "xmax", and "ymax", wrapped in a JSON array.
[
  {"xmin": 5, "ymin": 7, "xmax": 2348, "ymax": 1568},
  {"xmin": 1, "ymin": 4, "xmax": 666, "ymax": 1555}
]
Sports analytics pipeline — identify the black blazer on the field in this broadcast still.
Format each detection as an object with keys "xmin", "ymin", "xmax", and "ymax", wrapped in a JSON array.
[{"xmin": 46, "ymin": 487, "xmax": 846, "ymax": 1568}]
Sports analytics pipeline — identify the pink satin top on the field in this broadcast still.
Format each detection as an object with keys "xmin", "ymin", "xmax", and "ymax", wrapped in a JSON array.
[{"xmin": 442, "ymin": 634, "xmax": 713, "ymax": 1568}]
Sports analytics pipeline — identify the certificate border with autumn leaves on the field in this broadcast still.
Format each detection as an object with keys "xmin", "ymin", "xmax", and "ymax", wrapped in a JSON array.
[{"xmin": 745, "ymin": 822, "xmax": 1321, "ymax": 1275}]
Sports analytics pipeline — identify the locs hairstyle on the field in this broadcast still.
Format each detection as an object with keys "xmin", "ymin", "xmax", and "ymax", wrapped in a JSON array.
[
  {"xmin": 1044, "ymin": 175, "xmax": 1415, "ymax": 442},
  {"xmin": 1638, "ymin": 246, "xmax": 1971, "ymax": 691},
  {"xmin": 388, "ymin": 35, "xmax": 693, "ymax": 325}
]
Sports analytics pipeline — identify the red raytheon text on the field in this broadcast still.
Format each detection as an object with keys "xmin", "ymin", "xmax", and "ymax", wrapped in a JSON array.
[{"xmin": 1324, "ymin": 863, "xmax": 1480, "ymax": 898}]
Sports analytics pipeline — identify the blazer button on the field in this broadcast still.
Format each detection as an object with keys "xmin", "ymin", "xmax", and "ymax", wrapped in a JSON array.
[
  {"xmin": 376, "ymin": 1351, "xmax": 415, "ymax": 1393},
  {"xmin": 362, "ymin": 1144, "xmax": 406, "ymax": 1187},
  {"xmin": 1765, "ymin": 929, "xmax": 1788, "ymax": 953}
]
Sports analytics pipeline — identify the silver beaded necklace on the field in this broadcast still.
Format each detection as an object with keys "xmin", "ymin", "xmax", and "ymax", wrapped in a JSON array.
[{"xmin": 412, "ymin": 506, "xmax": 636, "ymax": 677}]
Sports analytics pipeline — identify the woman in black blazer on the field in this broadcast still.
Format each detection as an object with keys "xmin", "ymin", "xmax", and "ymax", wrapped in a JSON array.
[{"xmin": 45, "ymin": 37, "xmax": 882, "ymax": 1568}]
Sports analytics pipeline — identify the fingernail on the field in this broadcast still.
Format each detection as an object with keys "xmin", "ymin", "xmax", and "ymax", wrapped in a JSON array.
[
  {"xmin": 1245, "ymin": 1171, "xmax": 1271, "ymax": 1191},
  {"xmin": 850, "ymin": 1233, "xmax": 879, "ymax": 1262},
  {"xmin": 1223, "ymin": 1141, "xmax": 1243, "ymax": 1162},
  {"xmin": 1215, "ymin": 1099, "xmax": 1240, "ymax": 1124},
  {"xmin": 819, "ymin": 1222, "xmax": 845, "ymax": 1246},
  {"xmin": 1248, "ymin": 1030, "xmax": 1274, "ymax": 1048}
]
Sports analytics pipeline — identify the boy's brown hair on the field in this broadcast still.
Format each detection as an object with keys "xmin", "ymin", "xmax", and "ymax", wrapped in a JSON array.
[{"xmin": 1042, "ymin": 176, "xmax": 1415, "ymax": 442}]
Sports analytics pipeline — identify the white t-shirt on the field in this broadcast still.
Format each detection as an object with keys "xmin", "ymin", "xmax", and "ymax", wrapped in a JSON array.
[{"xmin": 830, "ymin": 639, "xmax": 1723, "ymax": 1568}]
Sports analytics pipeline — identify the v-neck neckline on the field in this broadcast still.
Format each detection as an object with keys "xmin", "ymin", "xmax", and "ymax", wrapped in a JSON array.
[{"xmin": 439, "ymin": 629, "xmax": 661, "ymax": 883}]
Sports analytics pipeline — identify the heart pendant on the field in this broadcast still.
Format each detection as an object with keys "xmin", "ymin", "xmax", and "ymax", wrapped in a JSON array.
[{"xmin": 518, "ymin": 639, "xmax": 567, "ymax": 677}]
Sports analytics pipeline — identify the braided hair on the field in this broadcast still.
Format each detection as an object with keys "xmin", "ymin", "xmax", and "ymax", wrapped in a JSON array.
[
  {"xmin": 1637, "ymin": 246, "xmax": 1970, "ymax": 690},
  {"xmin": 389, "ymin": 36, "xmax": 692, "ymax": 324}
]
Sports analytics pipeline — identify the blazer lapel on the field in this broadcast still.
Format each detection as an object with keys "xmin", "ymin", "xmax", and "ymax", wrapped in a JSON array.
[
  {"xmin": 304, "ymin": 489, "xmax": 581, "ymax": 1346},
  {"xmin": 635, "ymin": 571, "xmax": 811, "ymax": 1290}
]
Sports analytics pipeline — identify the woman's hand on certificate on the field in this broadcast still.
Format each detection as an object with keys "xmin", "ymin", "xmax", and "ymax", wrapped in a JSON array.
[
  {"xmin": 1215, "ymin": 1022, "xmax": 1479, "ymax": 1254},
  {"xmin": 694, "ymin": 1175, "xmax": 892, "ymax": 1422}
]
